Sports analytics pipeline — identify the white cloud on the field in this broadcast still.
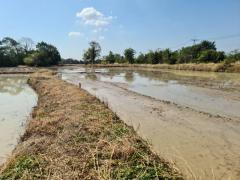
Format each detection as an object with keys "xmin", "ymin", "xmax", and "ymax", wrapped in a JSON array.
[
  {"xmin": 68, "ymin": 31, "xmax": 84, "ymax": 37},
  {"xmin": 76, "ymin": 7, "xmax": 113, "ymax": 27}
]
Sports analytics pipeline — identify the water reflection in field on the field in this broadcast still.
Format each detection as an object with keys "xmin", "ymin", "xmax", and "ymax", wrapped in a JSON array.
[
  {"xmin": 0, "ymin": 75, "xmax": 37, "ymax": 165},
  {"xmin": 60, "ymin": 67, "xmax": 240, "ymax": 120}
]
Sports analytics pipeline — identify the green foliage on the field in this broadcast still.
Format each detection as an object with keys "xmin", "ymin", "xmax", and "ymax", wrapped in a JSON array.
[
  {"xmin": 35, "ymin": 42, "xmax": 61, "ymax": 66},
  {"xmin": 106, "ymin": 51, "xmax": 115, "ymax": 64},
  {"xmin": 145, "ymin": 50, "xmax": 162, "ymax": 64},
  {"xmin": 124, "ymin": 48, "xmax": 136, "ymax": 64},
  {"xmin": 226, "ymin": 49, "xmax": 240, "ymax": 63},
  {"xmin": 0, "ymin": 37, "xmax": 61, "ymax": 67},
  {"xmin": 177, "ymin": 40, "xmax": 218, "ymax": 63},
  {"xmin": 0, "ymin": 156, "xmax": 42, "ymax": 179},
  {"xmin": 0, "ymin": 37, "xmax": 26, "ymax": 67},
  {"xmin": 112, "ymin": 123, "xmax": 129, "ymax": 137},
  {"xmin": 104, "ymin": 51, "xmax": 125, "ymax": 64},
  {"xmin": 114, "ymin": 54, "xmax": 126, "ymax": 63},
  {"xmin": 197, "ymin": 50, "xmax": 225, "ymax": 63},
  {"xmin": 23, "ymin": 55, "xmax": 35, "ymax": 66},
  {"xmin": 83, "ymin": 41, "xmax": 101, "ymax": 64},
  {"xmin": 60, "ymin": 58, "xmax": 82, "ymax": 64},
  {"xmin": 136, "ymin": 53, "xmax": 147, "ymax": 64}
]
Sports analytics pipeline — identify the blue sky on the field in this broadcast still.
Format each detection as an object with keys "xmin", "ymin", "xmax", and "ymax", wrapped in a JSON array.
[{"xmin": 0, "ymin": 0, "xmax": 240, "ymax": 59}]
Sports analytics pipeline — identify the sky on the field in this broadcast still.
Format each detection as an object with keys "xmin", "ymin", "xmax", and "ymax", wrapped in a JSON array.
[{"xmin": 0, "ymin": 0, "xmax": 240, "ymax": 59}]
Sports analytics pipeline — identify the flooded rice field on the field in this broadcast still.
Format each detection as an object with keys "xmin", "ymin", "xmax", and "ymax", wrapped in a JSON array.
[
  {"xmin": 59, "ymin": 67, "xmax": 240, "ymax": 180},
  {"xmin": 0, "ymin": 75, "xmax": 37, "ymax": 165}
]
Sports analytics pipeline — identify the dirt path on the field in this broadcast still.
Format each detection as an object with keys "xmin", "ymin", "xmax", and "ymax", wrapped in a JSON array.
[{"xmin": 63, "ymin": 76, "xmax": 240, "ymax": 180}]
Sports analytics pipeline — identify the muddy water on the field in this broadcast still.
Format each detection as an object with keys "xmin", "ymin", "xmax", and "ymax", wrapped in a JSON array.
[
  {"xmin": 60, "ymin": 67, "xmax": 240, "ymax": 120},
  {"xmin": 0, "ymin": 75, "xmax": 37, "ymax": 165},
  {"xmin": 59, "ymin": 67, "xmax": 240, "ymax": 179}
]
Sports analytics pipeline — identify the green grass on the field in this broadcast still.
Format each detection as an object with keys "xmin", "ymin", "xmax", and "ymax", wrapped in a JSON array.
[{"xmin": 0, "ymin": 156, "xmax": 43, "ymax": 180}]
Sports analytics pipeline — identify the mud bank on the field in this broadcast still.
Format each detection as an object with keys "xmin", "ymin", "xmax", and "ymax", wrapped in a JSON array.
[
  {"xmin": 0, "ymin": 67, "xmax": 36, "ymax": 74},
  {"xmin": 0, "ymin": 70, "xmax": 181, "ymax": 179},
  {"xmin": 62, "ymin": 72, "xmax": 240, "ymax": 180}
]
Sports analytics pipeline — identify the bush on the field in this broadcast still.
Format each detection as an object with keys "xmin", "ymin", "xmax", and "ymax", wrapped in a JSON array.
[
  {"xmin": 23, "ymin": 56, "xmax": 34, "ymax": 66},
  {"xmin": 198, "ymin": 50, "xmax": 225, "ymax": 63},
  {"xmin": 226, "ymin": 50, "xmax": 240, "ymax": 63}
]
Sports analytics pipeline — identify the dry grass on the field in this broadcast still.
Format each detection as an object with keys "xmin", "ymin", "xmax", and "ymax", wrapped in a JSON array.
[
  {"xmin": 0, "ymin": 70, "xmax": 182, "ymax": 179},
  {"xmin": 88, "ymin": 63, "xmax": 240, "ymax": 73}
]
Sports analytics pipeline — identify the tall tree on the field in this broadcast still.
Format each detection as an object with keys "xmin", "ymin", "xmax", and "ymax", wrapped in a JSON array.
[
  {"xmin": 83, "ymin": 41, "xmax": 101, "ymax": 65},
  {"xmin": 0, "ymin": 37, "xmax": 25, "ymax": 66},
  {"xmin": 36, "ymin": 42, "xmax": 61, "ymax": 65},
  {"xmin": 106, "ymin": 51, "xmax": 115, "ymax": 64},
  {"xmin": 124, "ymin": 48, "xmax": 135, "ymax": 64},
  {"xmin": 19, "ymin": 37, "xmax": 35, "ymax": 52}
]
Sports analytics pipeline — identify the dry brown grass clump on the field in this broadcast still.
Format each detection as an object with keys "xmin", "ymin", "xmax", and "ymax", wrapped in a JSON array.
[{"xmin": 0, "ymin": 70, "xmax": 182, "ymax": 179}]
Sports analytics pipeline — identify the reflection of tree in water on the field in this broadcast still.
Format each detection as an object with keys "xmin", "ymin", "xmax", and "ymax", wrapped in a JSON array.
[
  {"xmin": 84, "ymin": 73, "xmax": 98, "ymax": 81},
  {"xmin": 124, "ymin": 72, "xmax": 135, "ymax": 83},
  {"xmin": 0, "ymin": 76, "xmax": 26, "ymax": 95}
]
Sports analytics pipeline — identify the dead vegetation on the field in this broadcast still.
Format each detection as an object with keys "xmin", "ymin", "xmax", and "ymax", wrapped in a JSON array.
[
  {"xmin": 0, "ymin": 70, "xmax": 182, "ymax": 179},
  {"xmin": 88, "ymin": 63, "xmax": 240, "ymax": 73}
]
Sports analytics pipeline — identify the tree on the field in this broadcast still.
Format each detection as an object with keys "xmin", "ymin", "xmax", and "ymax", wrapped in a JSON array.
[
  {"xmin": 0, "ymin": 37, "xmax": 24, "ymax": 66},
  {"xmin": 136, "ymin": 53, "xmax": 147, "ymax": 64},
  {"xmin": 162, "ymin": 49, "xmax": 172, "ymax": 64},
  {"xmin": 199, "ymin": 40, "xmax": 216, "ymax": 51},
  {"xmin": 83, "ymin": 41, "xmax": 101, "ymax": 65},
  {"xmin": 23, "ymin": 41, "xmax": 61, "ymax": 66},
  {"xmin": 178, "ymin": 47, "xmax": 192, "ymax": 63},
  {"xmin": 124, "ymin": 48, "xmax": 135, "ymax": 64},
  {"xmin": 19, "ymin": 37, "xmax": 35, "ymax": 52},
  {"xmin": 227, "ymin": 49, "xmax": 240, "ymax": 63},
  {"xmin": 145, "ymin": 50, "xmax": 163, "ymax": 64},
  {"xmin": 114, "ymin": 54, "xmax": 125, "ymax": 63},
  {"xmin": 198, "ymin": 50, "xmax": 225, "ymax": 63},
  {"xmin": 36, "ymin": 42, "xmax": 61, "ymax": 65},
  {"xmin": 106, "ymin": 51, "xmax": 115, "ymax": 64},
  {"xmin": 0, "ymin": 37, "xmax": 61, "ymax": 67}
]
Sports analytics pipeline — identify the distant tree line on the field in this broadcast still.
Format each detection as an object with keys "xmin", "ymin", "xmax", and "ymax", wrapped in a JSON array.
[
  {"xmin": 0, "ymin": 37, "xmax": 61, "ymax": 67},
  {"xmin": 60, "ymin": 58, "xmax": 84, "ymax": 65},
  {"xmin": 1, "ymin": 37, "xmax": 239, "ymax": 67},
  {"xmin": 101, "ymin": 40, "xmax": 240, "ymax": 65}
]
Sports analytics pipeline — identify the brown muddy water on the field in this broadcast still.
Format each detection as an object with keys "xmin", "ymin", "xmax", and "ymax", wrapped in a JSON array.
[
  {"xmin": 59, "ymin": 67, "xmax": 240, "ymax": 180},
  {"xmin": 0, "ymin": 75, "xmax": 37, "ymax": 165}
]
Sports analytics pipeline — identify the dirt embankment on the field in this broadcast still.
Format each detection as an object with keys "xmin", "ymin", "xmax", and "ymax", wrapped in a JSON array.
[
  {"xmin": 0, "ymin": 67, "xmax": 36, "ymax": 74},
  {"xmin": 81, "ymin": 63, "xmax": 240, "ymax": 73},
  {"xmin": 0, "ymin": 70, "xmax": 182, "ymax": 179}
]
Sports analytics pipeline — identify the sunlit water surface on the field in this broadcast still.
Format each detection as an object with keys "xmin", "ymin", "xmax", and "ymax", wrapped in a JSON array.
[
  {"xmin": 0, "ymin": 75, "xmax": 37, "ymax": 165},
  {"xmin": 60, "ymin": 67, "xmax": 240, "ymax": 120}
]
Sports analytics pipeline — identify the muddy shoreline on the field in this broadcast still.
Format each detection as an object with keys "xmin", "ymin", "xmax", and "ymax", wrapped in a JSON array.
[
  {"xmin": 0, "ymin": 67, "xmax": 37, "ymax": 74},
  {"xmin": 0, "ymin": 70, "xmax": 181, "ymax": 179}
]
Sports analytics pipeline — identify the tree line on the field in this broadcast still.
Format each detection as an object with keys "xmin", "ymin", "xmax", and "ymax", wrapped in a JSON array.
[
  {"xmin": 82, "ymin": 40, "xmax": 239, "ymax": 65},
  {"xmin": 0, "ymin": 37, "xmax": 61, "ymax": 67},
  {"xmin": 1, "ymin": 37, "xmax": 239, "ymax": 67}
]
